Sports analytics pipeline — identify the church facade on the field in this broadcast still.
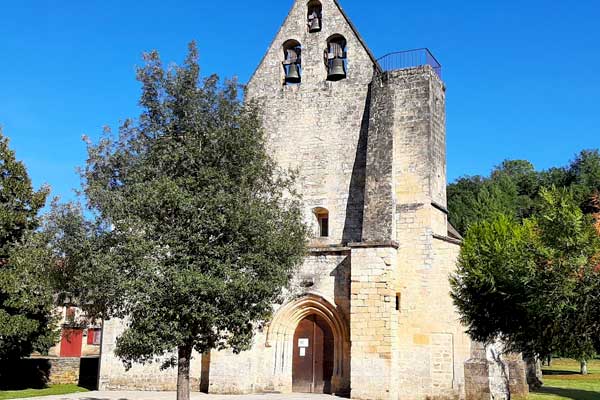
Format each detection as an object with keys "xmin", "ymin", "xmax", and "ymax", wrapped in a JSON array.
[{"xmin": 98, "ymin": 0, "xmax": 473, "ymax": 398}]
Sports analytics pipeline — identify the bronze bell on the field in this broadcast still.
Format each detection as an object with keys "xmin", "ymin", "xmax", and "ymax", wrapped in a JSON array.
[
  {"xmin": 327, "ymin": 58, "xmax": 346, "ymax": 81},
  {"xmin": 309, "ymin": 17, "xmax": 321, "ymax": 32},
  {"xmin": 285, "ymin": 63, "xmax": 301, "ymax": 84}
]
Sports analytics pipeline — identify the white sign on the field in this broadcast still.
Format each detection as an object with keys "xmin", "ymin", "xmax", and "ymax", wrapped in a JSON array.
[
  {"xmin": 298, "ymin": 338, "xmax": 309, "ymax": 348},
  {"xmin": 299, "ymin": 347, "xmax": 306, "ymax": 357}
]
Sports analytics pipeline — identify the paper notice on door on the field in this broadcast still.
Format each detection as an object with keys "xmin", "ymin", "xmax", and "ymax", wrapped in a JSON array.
[
  {"xmin": 299, "ymin": 347, "xmax": 306, "ymax": 357},
  {"xmin": 298, "ymin": 338, "xmax": 309, "ymax": 348}
]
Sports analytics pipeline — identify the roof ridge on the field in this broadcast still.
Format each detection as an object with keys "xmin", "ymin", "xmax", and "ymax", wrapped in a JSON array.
[{"xmin": 332, "ymin": 0, "xmax": 382, "ymax": 72}]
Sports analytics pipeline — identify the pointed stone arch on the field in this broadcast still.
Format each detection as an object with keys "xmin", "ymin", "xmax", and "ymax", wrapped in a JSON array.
[{"xmin": 265, "ymin": 294, "xmax": 350, "ymax": 394}]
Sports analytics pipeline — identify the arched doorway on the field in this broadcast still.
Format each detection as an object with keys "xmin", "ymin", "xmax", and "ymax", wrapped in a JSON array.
[
  {"xmin": 292, "ymin": 314, "xmax": 334, "ymax": 394},
  {"xmin": 265, "ymin": 294, "xmax": 350, "ymax": 394}
]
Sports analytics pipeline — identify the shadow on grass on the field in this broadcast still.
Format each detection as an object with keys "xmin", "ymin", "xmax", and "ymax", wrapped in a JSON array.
[
  {"xmin": 533, "ymin": 386, "xmax": 600, "ymax": 400},
  {"xmin": 0, "ymin": 359, "xmax": 50, "ymax": 390},
  {"xmin": 0, "ymin": 357, "xmax": 99, "ymax": 391},
  {"xmin": 543, "ymin": 369, "xmax": 582, "ymax": 376}
]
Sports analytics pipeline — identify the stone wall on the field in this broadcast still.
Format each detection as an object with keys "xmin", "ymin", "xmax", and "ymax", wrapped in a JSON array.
[
  {"xmin": 47, "ymin": 358, "xmax": 80, "ymax": 385},
  {"xmin": 208, "ymin": 251, "xmax": 351, "ymax": 394},
  {"xmin": 374, "ymin": 66, "xmax": 470, "ymax": 399},
  {"xmin": 464, "ymin": 342, "xmax": 529, "ymax": 400},
  {"xmin": 99, "ymin": 318, "xmax": 202, "ymax": 391},
  {"xmin": 362, "ymin": 79, "xmax": 394, "ymax": 242},
  {"xmin": 349, "ymin": 243, "xmax": 399, "ymax": 400},
  {"xmin": 100, "ymin": 251, "xmax": 351, "ymax": 394}
]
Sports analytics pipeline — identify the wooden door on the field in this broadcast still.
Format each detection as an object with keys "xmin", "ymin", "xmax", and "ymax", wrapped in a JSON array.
[
  {"xmin": 292, "ymin": 315, "xmax": 334, "ymax": 393},
  {"xmin": 60, "ymin": 328, "xmax": 83, "ymax": 357}
]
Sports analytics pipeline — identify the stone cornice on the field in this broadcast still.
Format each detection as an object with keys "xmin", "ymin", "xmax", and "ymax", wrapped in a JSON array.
[
  {"xmin": 433, "ymin": 234, "xmax": 462, "ymax": 246},
  {"xmin": 348, "ymin": 240, "xmax": 400, "ymax": 249}
]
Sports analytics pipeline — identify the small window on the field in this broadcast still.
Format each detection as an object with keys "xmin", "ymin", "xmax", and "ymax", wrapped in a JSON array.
[
  {"xmin": 319, "ymin": 215, "xmax": 329, "ymax": 237},
  {"xmin": 324, "ymin": 35, "xmax": 347, "ymax": 81},
  {"xmin": 87, "ymin": 328, "xmax": 102, "ymax": 345},
  {"xmin": 314, "ymin": 207, "xmax": 329, "ymax": 237},
  {"xmin": 282, "ymin": 40, "xmax": 302, "ymax": 85},
  {"xmin": 307, "ymin": 0, "xmax": 322, "ymax": 32},
  {"xmin": 396, "ymin": 293, "xmax": 401, "ymax": 312}
]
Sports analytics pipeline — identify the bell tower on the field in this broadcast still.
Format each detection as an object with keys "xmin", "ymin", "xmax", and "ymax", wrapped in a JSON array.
[{"xmin": 245, "ymin": 1, "xmax": 471, "ymax": 399}]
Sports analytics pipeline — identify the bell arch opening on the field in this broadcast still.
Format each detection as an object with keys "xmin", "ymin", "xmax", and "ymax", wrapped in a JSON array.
[
  {"xmin": 324, "ymin": 34, "xmax": 347, "ymax": 81},
  {"xmin": 282, "ymin": 39, "xmax": 302, "ymax": 85},
  {"xmin": 307, "ymin": 0, "xmax": 322, "ymax": 33}
]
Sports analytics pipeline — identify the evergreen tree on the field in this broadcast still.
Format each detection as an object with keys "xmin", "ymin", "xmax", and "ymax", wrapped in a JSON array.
[
  {"xmin": 80, "ymin": 43, "xmax": 308, "ymax": 400},
  {"xmin": 0, "ymin": 130, "xmax": 56, "ymax": 361},
  {"xmin": 451, "ymin": 187, "xmax": 600, "ymax": 380}
]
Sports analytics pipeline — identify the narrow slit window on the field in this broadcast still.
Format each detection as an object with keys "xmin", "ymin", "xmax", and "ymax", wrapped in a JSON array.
[
  {"xmin": 319, "ymin": 215, "xmax": 329, "ymax": 237},
  {"xmin": 314, "ymin": 208, "xmax": 330, "ymax": 238}
]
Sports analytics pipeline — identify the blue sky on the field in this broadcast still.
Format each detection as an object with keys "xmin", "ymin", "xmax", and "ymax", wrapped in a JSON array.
[{"xmin": 1, "ymin": 0, "xmax": 599, "ymax": 203}]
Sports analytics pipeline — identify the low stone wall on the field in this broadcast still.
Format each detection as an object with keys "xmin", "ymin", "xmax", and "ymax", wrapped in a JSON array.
[
  {"xmin": 48, "ymin": 357, "xmax": 80, "ymax": 385},
  {"xmin": 464, "ymin": 342, "xmax": 529, "ymax": 400},
  {"xmin": 464, "ymin": 358, "xmax": 490, "ymax": 400},
  {"xmin": 506, "ymin": 355, "xmax": 529, "ymax": 398}
]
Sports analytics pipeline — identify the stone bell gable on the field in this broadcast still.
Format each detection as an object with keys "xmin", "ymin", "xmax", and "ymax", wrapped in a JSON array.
[
  {"xmin": 246, "ymin": 0, "xmax": 379, "ymax": 246},
  {"xmin": 247, "ymin": 0, "xmax": 378, "ymax": 94}
]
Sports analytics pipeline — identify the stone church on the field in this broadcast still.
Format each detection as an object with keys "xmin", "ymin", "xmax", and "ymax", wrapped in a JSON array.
[{"xmin": 99, "ymin": 0, "xmax": 476, "ymax": 398}]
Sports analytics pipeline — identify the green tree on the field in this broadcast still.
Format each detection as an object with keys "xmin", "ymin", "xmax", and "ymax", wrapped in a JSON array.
[
  {"xmin": 40, "ymin": 200, "xmax": 97, "ymax": 308},
  {"xmin": 534, "ymin": 188, "xmax": 600, "ymax": 374},
  {"xmin": 448, "ymin": 160, "xmax": 540, "ymax": 235},
  {"xmin": 450, "ymin": 214, "xmax": 547, "ymax": 355},
  {"xmin": 447, "ymin": 176, "xmax": 485, "ymax": 234},
  {"xmin": 0, "ymin": 130, "xmax": 56, "ymax": 361},
  {"xmin": 79, "ymin": 43, "xmax": 308, "ymax": 400},
  {"xmin": 568, "ymin": 150, "xmax": 600, "ymax": 212},
  {"xmin": 451, "ymin": 187, "xmax": 600, "ymax": 380},
  {"xmin": 448, "ymin": 153, "xmax": 600, "ymax": 235}
]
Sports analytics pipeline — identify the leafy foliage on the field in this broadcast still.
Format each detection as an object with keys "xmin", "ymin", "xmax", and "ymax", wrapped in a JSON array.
[
  {"xmin": 451, "ymin": 187, "xmax": 600, "ymax": 361},
  {"xmin": 448, "ymin": 153, "xmax": 600, "ymax": 235},
  {"xmin": 0, "ymin": 130, "xmax": 56, "ymax": 360},
  {"xmin": 77, "ymin": 43, "xmax": 308, "ymax": 397}
]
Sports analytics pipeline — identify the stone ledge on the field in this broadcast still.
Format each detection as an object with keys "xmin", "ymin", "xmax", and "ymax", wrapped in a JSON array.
[
  {"xmin": 348, "ymin": 240, "xmax": 399, "ymax": 249},
  {"xmin": 432, "ymin": 201, "xmax": 449, "ymax": 214},
  {"xmin": 308, "ymin": 245, "xmax": 351, "ymax": 254},
  {"xmin": 433, "ymin": 234, "xmax": 462, "ymax": 245}
]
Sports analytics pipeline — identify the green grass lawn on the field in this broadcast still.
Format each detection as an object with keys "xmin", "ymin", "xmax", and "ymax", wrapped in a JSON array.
[
  {"xmin": 0, "ymin": 384, "xmax": 89, "ymax": 399},
  {"xmin": 528, "ymin": 358, "xmax": 600, "ymax": 400}
]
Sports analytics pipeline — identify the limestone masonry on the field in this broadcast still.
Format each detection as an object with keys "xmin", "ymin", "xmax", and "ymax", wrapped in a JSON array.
[{"xmin": 98, "ymin": 1, "xmax": 521, "ymax": 398}]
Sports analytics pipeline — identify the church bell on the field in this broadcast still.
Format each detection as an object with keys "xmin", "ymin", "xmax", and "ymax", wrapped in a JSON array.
[
  {"xmin": 309, "ymin": 16, "xmax": 321, "ymax": 32},
  {"xmin": 327, "ymin": 58, "xmax": 346, "ymax": 81},
  {"xmin": 285, "ymin": 63, "xmax": 301, "ymax": 84}
]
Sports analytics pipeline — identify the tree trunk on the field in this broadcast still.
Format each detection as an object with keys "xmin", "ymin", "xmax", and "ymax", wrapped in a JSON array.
[
  {"xmin": 580, "ymin": 359, "xmax": 588, "ymax": 375},
  {"xmin": 177, "ymin": 344, "xmax": 193, "ymax": 400}
]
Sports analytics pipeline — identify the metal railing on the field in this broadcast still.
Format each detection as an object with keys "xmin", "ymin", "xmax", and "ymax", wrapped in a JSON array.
[{"xmin": 376, "ymin": 48, "xmax": 442, "ymax": 78}]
